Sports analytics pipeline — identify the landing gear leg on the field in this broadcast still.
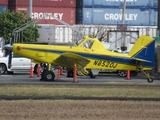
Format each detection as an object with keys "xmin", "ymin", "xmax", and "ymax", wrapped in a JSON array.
[
  {"xmin": 141, "ymin": 70, "xmax": 153, "ymax": 83},
  {"xmin": 40, "ymin": 63, "xmax": 55, "ymax": 81}
]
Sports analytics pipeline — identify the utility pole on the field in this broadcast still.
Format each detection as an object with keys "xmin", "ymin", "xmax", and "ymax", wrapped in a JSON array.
[
  {"xmin": 157, "ymin": 0, "xmax": 160, "ymax": 37},
  {"xmin": 121, "ymin": 0, "xmax": 126, "ymax": 25},
  {"xmin": 121, "ymin": 0, "xmax": 127, "ymax": 51},
  {"xmin": 28, "ymin": 0, "xmax": 32, "ymax": 18}
]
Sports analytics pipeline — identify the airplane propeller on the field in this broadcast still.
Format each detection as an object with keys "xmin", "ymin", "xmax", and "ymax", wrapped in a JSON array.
[{"xmin": 7, "ymin": 36, "xmax": 14, "ymax": 69}]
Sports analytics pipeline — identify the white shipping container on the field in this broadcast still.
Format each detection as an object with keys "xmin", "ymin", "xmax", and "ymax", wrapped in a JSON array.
[
  {"xmin": 37, "ymin": 24, "xmax": 157, "ymax": 52},
  {"xmin": 38, "ymin": 24, "xmax": 73, "ymax": 43}
]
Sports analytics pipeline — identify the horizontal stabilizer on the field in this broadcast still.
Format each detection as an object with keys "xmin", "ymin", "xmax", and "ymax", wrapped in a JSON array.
[{"xmin": 132, "ymin": 58, "xmax": 151, "ymax": 62}]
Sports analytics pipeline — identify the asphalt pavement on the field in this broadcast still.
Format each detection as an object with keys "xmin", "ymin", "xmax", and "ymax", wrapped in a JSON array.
[{"xmin": 0, "ymin": 71, "xmax": 160, "ymax": 86}]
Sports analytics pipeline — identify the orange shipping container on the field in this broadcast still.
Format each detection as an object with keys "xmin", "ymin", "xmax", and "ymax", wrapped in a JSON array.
[{"xmin": 11, "ymin": 6, "xmax": 75, "ymax": 25}]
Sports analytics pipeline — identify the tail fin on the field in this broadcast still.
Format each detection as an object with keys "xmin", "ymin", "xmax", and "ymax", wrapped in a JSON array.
[{"xmin": 128, "ymin": 36, "xmax": 155, "ymax": 67}]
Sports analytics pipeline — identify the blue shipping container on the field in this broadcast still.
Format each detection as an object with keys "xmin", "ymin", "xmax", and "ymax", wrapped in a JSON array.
[
  {"xmin": 0, "ymin": 6, "xmax": 7, "ymax": 12},
  {"xmin": 76, "ymin": 0, "xmax": 158, "ymax": 8},
  {"xmin": 76, "ymin": 8, "xmax": 157, "ymax": 26}
]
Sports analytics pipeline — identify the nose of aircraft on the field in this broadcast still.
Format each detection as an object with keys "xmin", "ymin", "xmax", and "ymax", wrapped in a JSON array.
[
  {"xmin": 17, "ymin": 46, "xmax": 21, "ymax": 50},
  {"xmin": 13, "ymin": 44, "xmax": 22, "ymax": 55}
]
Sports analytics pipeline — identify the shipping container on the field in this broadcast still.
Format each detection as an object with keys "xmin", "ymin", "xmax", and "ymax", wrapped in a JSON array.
[
  {"xmin": 9, "ymin": 6, "xmax": 75, "ymax": 25},
  {"xmin": 38, "ymin": 24, "xmax": 73, "ymax": 43},
  {"xmin": 76, "ymin": 0, "xmax": 158, "ymax": 8},
  {"xmin": 0, "ymin": 6, "xmax": 7, "ymax": 12},
  {"xmin": 0, "ymin": 0, "xmax": 8, "ymax": 6},
  {"xmin": 8, "ymin": 0, "xmax": 76, "ymax": 7},
  {"xmin": 76, "ymin": 8, "xmax": 158, "ymax": 26},
  {"xmin": 37, "ymin": 25, "xmax": 157, "ymax": 49}
]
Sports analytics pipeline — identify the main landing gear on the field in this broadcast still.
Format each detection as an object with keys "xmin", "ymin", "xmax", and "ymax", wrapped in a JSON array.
[{"xmin": 40, "ymin": 63, "xmax": 55, "ymax": 81}]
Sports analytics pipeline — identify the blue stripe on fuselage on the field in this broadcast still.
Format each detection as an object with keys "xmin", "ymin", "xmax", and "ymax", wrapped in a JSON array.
[{"xmin": 22, "ymin": 47, "xmax": 153, "ymax": 68}]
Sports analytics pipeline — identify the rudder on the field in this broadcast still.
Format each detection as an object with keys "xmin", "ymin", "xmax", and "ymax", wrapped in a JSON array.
[{"xmin": 128, "ymin": 36, "xmax": 155, "ymax": 67}]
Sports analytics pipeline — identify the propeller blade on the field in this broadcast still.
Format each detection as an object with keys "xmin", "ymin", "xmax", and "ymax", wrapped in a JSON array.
[
  {"xmin": 8, "ymin": 51, "xmax": 12, "ymax": 69},
  {"xmin": 8, "ymin": 36, "xmax": 14, "ymax": 69}
]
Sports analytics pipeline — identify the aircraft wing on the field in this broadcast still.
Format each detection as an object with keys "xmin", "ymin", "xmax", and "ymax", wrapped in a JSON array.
[{"xmin": 53, "ymin": 53, "xmax": 90, "ymax": 68}]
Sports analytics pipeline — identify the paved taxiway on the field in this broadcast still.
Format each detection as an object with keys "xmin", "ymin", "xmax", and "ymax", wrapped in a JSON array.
[{"xmin": 0, "ymin": 72, "xmax": 160, "ymax": 86}]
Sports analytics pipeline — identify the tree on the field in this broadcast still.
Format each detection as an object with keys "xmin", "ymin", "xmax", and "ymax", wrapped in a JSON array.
[{"xmin": 0, "ymin": 10, "xmax": 40, "ymax": 44}]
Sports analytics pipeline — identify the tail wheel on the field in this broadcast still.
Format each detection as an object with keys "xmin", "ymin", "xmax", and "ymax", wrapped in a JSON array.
[
  {"xmin": 147, "ymin": 78, "xmax": 153, "ymax": 83},
  {"xmin": 0, "ymin": 64, "xmax": 7, "ymax": 74}
]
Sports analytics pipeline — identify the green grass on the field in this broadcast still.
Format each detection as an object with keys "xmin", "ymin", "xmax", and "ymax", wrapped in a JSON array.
[{"xmin": 0, "ymin": 84, "xmax": 159, "ymax": 98}]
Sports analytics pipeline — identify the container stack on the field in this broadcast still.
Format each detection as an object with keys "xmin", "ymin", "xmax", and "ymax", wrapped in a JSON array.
[
  {"xmin": 8, "ymin": 0, "xmax": 76, "ymax": 25},
  {"xmin": 0, "ymin": 0, "xmax": 8, "ymax": 13},
  {"xmin": 76, "ymin": 0, "xmax": 158, "ymax": 26}
]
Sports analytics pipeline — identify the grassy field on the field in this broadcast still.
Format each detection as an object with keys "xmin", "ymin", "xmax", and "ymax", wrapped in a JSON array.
[
  {"xmin": 0, "ymin": 84, "xmax": 159, "ymax": 98},
  {"xmin": 0, "ymin": 84, "xmax": 160, "ymax": 120}
]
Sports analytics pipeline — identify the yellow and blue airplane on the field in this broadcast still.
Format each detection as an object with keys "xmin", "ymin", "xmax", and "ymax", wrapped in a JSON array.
[{"xmin": 11, "ymin": 35, "xmax": 155, "ymax": 82}]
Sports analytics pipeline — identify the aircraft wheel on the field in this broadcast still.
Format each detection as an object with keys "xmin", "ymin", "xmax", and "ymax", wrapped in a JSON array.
[
  {"xmin": 43, "ymin": 71, "xmax": 55, "ymax": 81},
  {"xmin": 117, "ymin": 70, "xmax": 127, "ymax": 77},
  {"xmin": 33, "ymin": 64, "xmax": 38, "ymax": 74},
  {"xmin": 147, "ymin": 78, "xmax": 153, "ymax": 83},
  {"xmin": 89, "ymin": 71, "xmax": 96, "ymax": 78},
  {"xmin": 0, "ymin": 64, "xmax": 7, "ymax": 74},
  {"xmin": 34, "ymin": 63, "xmax": 47, "ymax": 74},
  {"xmin": 67, "ymin": 70, "xmax": 73, "ymax": 77}
]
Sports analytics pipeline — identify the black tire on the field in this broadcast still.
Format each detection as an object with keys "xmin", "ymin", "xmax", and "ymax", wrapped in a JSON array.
[
  {"xmin": 43, "ymin": 71, "xmax": 55, "ymax": 81},
  {"xmin": 147, "ymin": 78, "xmax": 153, "ymax": 83},
  {"xmin": 33, "ymin": 64, "xmax": 38, "ymax": 74},
  {"xmin": 34, "ymin": 63, "xmax": 47, "ymax": 74},
  {"xmin": 117, "ymin": 70, "xmax": 127, "ymax": 77},
  {"xmin": 0, "ymin": 64, "xmax": 7, "ymax": 75},
  {"xmin": 67, "ymin": 70, "xmax": 73, "ymax": 77},
  {"xmin": 89, "ymin": 71, "xmax": 96, "ymax": 78}
]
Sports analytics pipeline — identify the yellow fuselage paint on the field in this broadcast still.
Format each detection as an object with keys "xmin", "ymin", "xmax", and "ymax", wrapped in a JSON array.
[{"xmin": 13, "ymin": 36, "xmax": 153, "ymax": 71}]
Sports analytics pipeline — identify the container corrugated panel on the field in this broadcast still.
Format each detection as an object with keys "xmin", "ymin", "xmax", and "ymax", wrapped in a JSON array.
[
  {"xmin": 0, "ymin": 0, "xmax": 8, "ymax": 6},
  {"xmin": 76, "ymin": 8, "xmax": 157, "ymax": 26},
  {"xmin": 0, "ymin": 6, "xmax": 7, "ymax": 12},
  {"xmin": 76, "ymin": 0, "xmax": 158, "ymax": 8},
  {"xmin": 8, "ymin": 0, "xmax": 76, "ymax": 7},
  {"xmin": 38, "ymin": 24, "xmax": 73, "ymax": 43},
  {"xmin": 13, "ymin": 6, "xmax": 75, "ymax": 25}
]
